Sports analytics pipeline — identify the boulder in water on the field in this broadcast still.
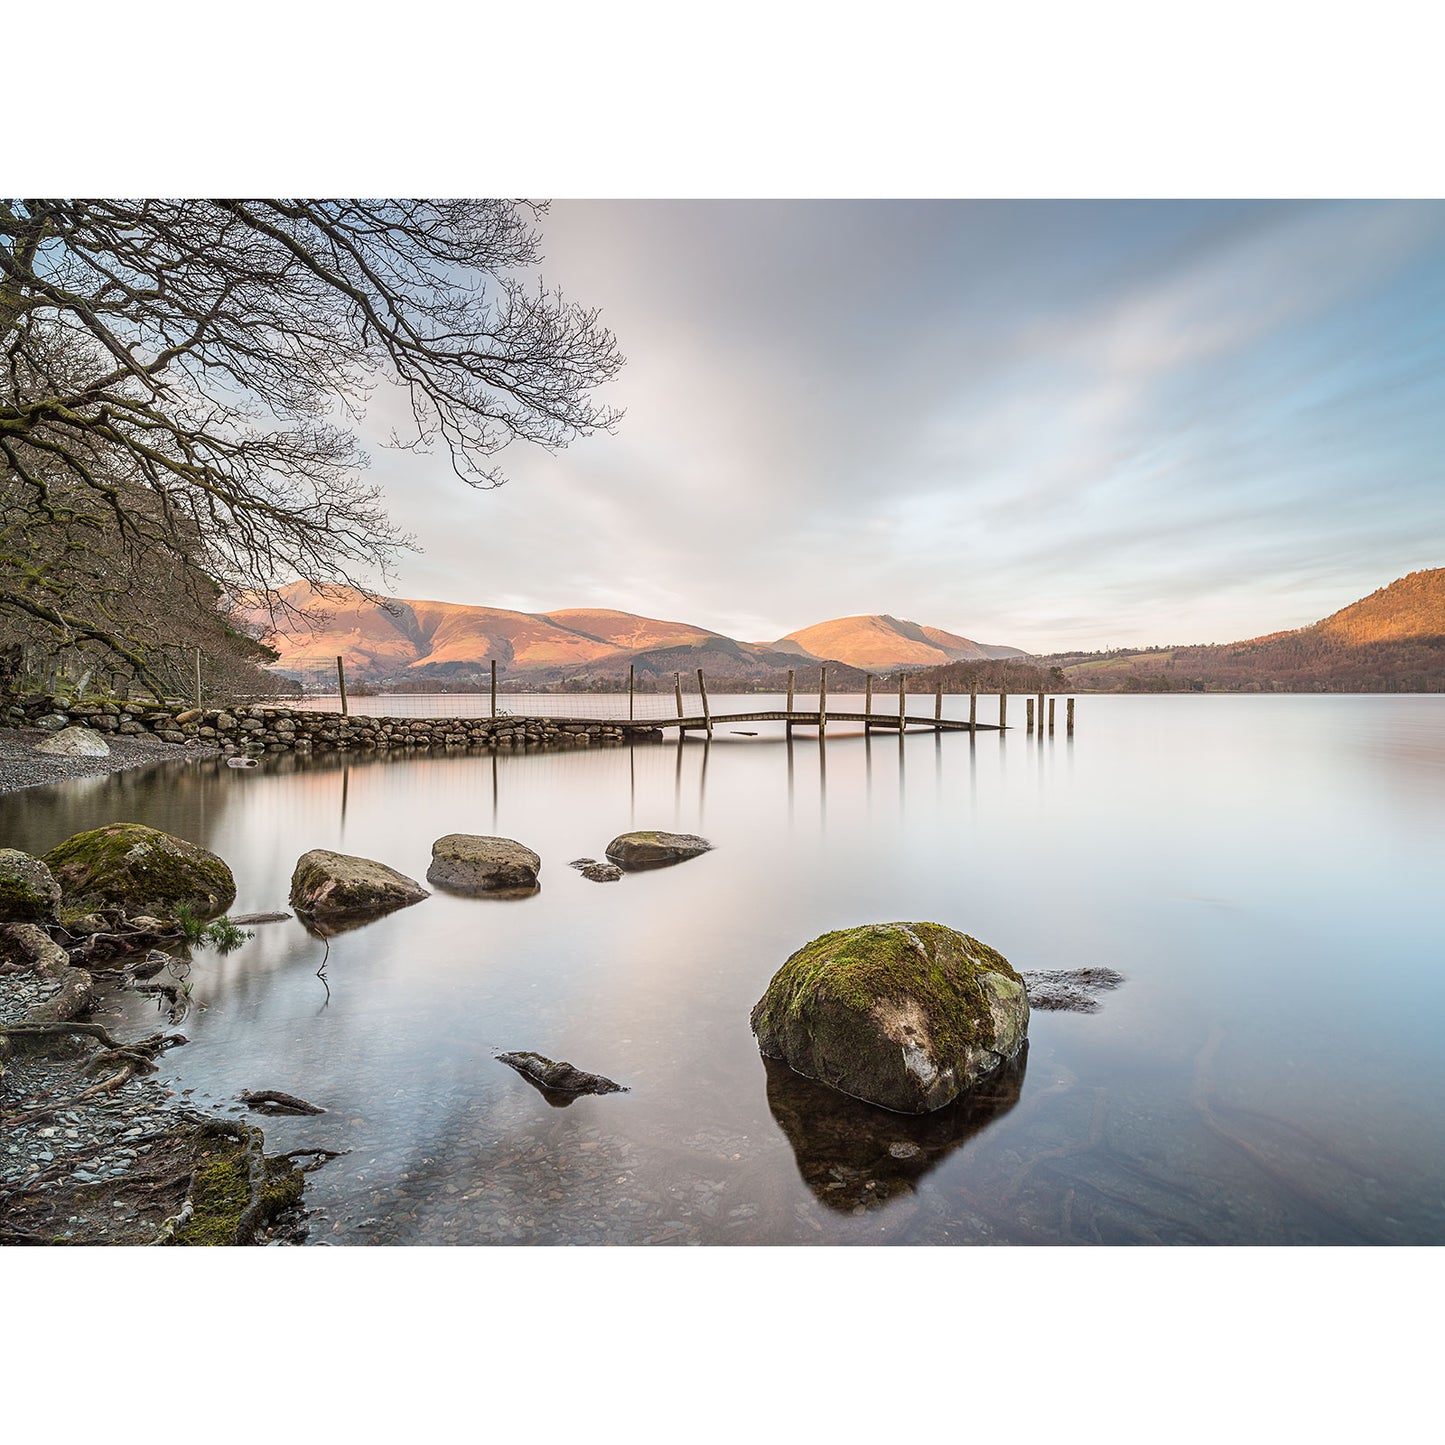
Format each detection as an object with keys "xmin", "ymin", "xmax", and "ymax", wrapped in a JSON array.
[
  {"xmin": 289, "ymin": 849, "xmax": 429, "ymax": 926},
  {"xmin": 750, "ymin": 921, "xmax": 1029, "ymax": 1114},
  {"xmin": 427, "ymin": 835, "xmax": 540, "ymax": 895},
  {"xmin": 42, "ymin": 824, "xmax": 236, "ymax": 921},
  {"xmin": 604, "ymin": 830, "xmax": 712, "ymax": 870}
]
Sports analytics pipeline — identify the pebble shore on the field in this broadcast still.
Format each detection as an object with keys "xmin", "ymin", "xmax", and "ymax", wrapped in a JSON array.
[{"xmin": 0, "ymin": 726, "xmax": 219, "ymax": 796}]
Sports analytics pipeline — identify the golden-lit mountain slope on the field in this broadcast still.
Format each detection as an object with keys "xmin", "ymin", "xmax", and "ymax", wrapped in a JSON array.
[
  {"xmin": 777, "ymin": 614, "xmax": 1022, "ymax": 671},
  {"xmin": 1310, "ymin": 568, "xmax": 1445, "ymax": 646}
]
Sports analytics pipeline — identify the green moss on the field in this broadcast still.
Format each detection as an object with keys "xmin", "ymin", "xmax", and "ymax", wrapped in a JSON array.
[
  {"xmin": 174, "ymin": 1134, "xmax": 303, "ymax": 1246},
  {"xmin": 752, "ymin": 922, "xmax": 1021, "ymax": 1065},
  {"xmin": 41, "ymin": 824, "xmax": 235, "ymax": 920}
]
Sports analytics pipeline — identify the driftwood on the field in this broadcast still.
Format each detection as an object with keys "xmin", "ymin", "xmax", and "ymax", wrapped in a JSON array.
[
  {"xmin": 239, "ymin": 1089, "xmax": 326, "ymax": 1116},
  {"xmin": 229, "ymin": 911, "xmax": 292, "ymax": 925},
  {"xmin": 497, "ymin": 1051, "xmax": 627, "ymax": 1097}
]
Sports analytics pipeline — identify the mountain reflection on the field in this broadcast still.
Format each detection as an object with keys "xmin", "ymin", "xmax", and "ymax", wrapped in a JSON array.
[{"xmin": 763, "ymin": 1049, "xmax": 1026, "ymax": 1212}]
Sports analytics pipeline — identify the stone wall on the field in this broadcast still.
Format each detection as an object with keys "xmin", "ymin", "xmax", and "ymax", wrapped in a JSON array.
[{"xmin": 1, "ymin": 695, "xmax": 662, "ymax": 757}]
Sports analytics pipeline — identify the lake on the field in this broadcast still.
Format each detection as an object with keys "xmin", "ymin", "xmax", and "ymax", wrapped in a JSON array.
[{"xmin": 4, "ymin": 693, "xmax": 1442, "ymax": 1245}]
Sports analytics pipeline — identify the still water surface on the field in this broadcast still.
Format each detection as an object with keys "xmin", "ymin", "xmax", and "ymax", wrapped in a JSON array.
[{"xmin": 4, "ymin": 695, "xmax": 1442, "ymax": 1245}]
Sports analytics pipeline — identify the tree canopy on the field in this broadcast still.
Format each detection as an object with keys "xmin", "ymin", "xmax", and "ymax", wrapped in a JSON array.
[{"xmin": 0, "ymin": 198, "xmax": 623, "ymax": 692}]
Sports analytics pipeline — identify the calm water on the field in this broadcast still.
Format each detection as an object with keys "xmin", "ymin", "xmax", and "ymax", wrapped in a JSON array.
[{"xmin": 4, "ymin": 694, "xmax": 1443, "ymax": 1245}]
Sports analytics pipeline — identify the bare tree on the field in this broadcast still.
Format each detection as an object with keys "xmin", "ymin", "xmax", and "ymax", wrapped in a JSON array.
[{"xmin": 0, "ymin": 199, "xmax": 624, "ymax": 689}]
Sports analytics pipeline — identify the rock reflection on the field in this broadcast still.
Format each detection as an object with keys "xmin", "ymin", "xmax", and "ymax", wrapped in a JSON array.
[{"xmin": 763, "ymin": 1049, "xmax": 1027, "ymax": 1212}]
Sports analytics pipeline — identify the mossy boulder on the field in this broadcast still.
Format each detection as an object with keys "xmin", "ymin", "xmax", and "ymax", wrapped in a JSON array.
[
  {"xmin": 289, "ymin": 849, "xmax": 429, "ymax": 927},
  {"xmin": 427, "ymin": 835, "xmax": 540, "ymax": 895},
  {"xmin": 605, "ymin": 830, "xmax": 712, "ymax": 870},
  {"xmin": 42, "ymin": 824, "xmax": 236, "ymax": 922},
  {"xmin": 750, "ymin": 922, "xmax": 1030, "ymax": 1114},
  {"xmin": 0, "ymin": 849, "xmax": 62, "ymax": 923}
]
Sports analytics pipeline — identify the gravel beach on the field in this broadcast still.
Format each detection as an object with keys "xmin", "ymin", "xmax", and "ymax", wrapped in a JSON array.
[{"xmin": 0, "ymin": 726, "xmax": 220, "ymax": 796}]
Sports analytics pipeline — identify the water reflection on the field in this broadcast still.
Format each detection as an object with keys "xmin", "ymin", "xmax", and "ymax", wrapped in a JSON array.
[{"xmin": 763, "ymin": 1050, "xmax": 1027, "ymax": 1213}]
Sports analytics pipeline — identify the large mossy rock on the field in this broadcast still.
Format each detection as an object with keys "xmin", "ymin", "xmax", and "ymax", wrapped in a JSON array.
[
  {"xmin": 750, "ymin": 922, "xmax": 1029, "ymax": 1114},
  {"xmin": 427, "ymin": 835, "xmax": 540, "ymax": 895},
  {"xmin": 0, "ymin": 849, "xmax": 62, "ymax": 923},
  {"xmin": 289, "ymin": 849, "xmax": 429, "ymax": 926},
  {"xmin": 34, "ymin": 725, "xmax": 110, "ymax": 757},
  {"xmin": 604, "ymin": 830, "xmax": 712, "ymax": 870},
  {"xmin": 42, "ymin": 824, "xmax": 236, "ymax": 921}
]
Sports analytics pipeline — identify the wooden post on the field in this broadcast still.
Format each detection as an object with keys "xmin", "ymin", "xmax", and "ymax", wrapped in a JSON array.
[
  {"xmin": 675, "ymin": 672, "xmax": 684, "ymax": 719},
  {"xmin": 819, "ymin": 665, "xmax": 827, "ymax": 737},
  {"xmin": 898, "ymin": 672, "xmax": 906, "ymax": 733},
  {"xmin": 194, "ymin": 648, "xmax": 202, "ymax": 709},
  {"xmin": 969, "ymin": 685, "xmax": 977, "ymax": 733},
  {"xmin": 787, "ymin": 667, "xmax": 795, "ymax": 739},
  {"xmin": 935, "ymin": 681, "xmax": 943, "ymax": 731},
  {"xmin": 1026, "ymin": 697, "xmax": 1035, "ymax": 733},
  {"xmin": 697, "ymin": 667, "xmax": 712, "ymax": 737},
  {"xmin": 1037, "ymin": 691, "xmax": 1045, "ymax": 733},
  {"xmin": 865, "ymin": 673, "xmax": 873, "ymax": 726},
  {"xmin": 1067, "ymin": 697, "xmax": 1075, "ymax": 735},
  {"xmin": 490, "ymin": 659, "xmax": 497, "ymax": 718},
  {"xmin": 999, "ymin": 692, "xmax": 1007, "ymax": 729},
  {"xmin": 1048, "ymin": 697, "xmax": 1056, "ymax": 734},
  {"xmin": 336, "ymin": 656, "xmax": 349, "ymax": 717},
  {"xmin": 628, "ymin": 663, "xmax": 635, "ymax": 721}
]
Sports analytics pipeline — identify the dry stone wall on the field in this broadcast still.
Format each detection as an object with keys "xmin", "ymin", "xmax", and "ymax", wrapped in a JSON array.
[{"xmin": 2, "ymin": 695, "xmax": 659, "ymax": 757}]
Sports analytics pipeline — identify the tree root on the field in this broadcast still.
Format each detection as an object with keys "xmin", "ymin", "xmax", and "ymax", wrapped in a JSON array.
[{"xmin": 240, "ymin": 1089, "xmax": 326, "ymax": 1115}]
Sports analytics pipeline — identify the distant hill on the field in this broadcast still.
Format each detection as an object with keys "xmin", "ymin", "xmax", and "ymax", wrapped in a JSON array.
[
  {"xmin": 246, "ymin": 584, "xmax": 1024, "ymax": 688},
  {"xmin": 1041, "ymin": 569, "xmax": 1445, "ymax": 693},
  {"xmin": 775, "ymin": 614, "xmax": 1024, "ymax": 671}
]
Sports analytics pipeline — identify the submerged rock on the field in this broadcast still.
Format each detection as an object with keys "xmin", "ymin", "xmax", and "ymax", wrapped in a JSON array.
[
  {"xmin": 0, "ymin": 849, "xmax": 62, "ymax": 924},
  {"xmin": 34, "ymin": 724, "xmax": 110, "ymax": 757},
  {"xmin": 289, "ymin": 849, "xmax": 429, "ymax": 927},
  {"xmin": 427, "ymin": 835, "xmax": 540, "ymax": 895},
  {"xmin": 1020, "ymin": 967, "xmax": 1125, "ymax": 1013},
  {"xmin": 42, "ymin": 824, "xmax": 236, "ymax": 921},
  {"xmin": 604, "ymin": 830, "xmax": 712, "ymax": 870},
  {"xmin": 750, "ymin": 921, "xmax": 1030, "ymax": 1114},
  {"xmin": 497, "ymin": 1051, "xmax": 627, "ymax": 1103},
  {"xmin": 569, "ymin": 857, "xmax": 623, "ymax": 883}
]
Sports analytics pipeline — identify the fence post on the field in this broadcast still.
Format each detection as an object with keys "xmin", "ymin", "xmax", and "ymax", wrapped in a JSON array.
[
  {"xmin": 628, "ymin": 663, "xmax": 635, "ymax": 721},
  {"xmin": 490, "ymin": 659, "xmax": 497, "ymax": 718},
  {"xmin": 696, "ymin": 668, "xmax": 712, "ymax": 738},
  {"xmin": 1067, "ymin": 697, "xmax": 1076, "ymax": 735},
  {"xmin": 336, "ymin": 656, "xmax": 349, "ymax": 717},
  {"xmin": 819, "ymin": 665, "xmax": 827, "ymax": 737}
]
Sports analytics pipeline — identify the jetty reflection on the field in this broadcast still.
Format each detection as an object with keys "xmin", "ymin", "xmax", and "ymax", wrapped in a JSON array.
[{"xmin": 762, "ymin": 1049, "xmax": 1027, "ymax": 1212}]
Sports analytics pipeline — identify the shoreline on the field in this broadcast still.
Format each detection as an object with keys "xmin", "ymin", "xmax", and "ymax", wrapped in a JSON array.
[{"xmin": 0, "ymin": 727, "xmax": 220, "ymax": 798}]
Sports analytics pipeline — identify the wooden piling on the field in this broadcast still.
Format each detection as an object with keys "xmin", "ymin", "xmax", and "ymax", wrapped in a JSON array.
[
  {"xmin": 865, "ymin": 673, "xmax": 873, "ymax": 730},
  {"xmin": 1067, "ymin": 697, "xmax": 1075, "ymax": 735},
  {"xmin": 628, "ymin": 663, "xmax": 635, "ymax": 721},
  {"xmin": 336, "ymin": 656, "xmax": 349, "ymax": 717},
  {"xmin": 697, "ymin": 668, "xmax": 712, "ymax": 737},
  {"xmin": 935, "ymin": 681, "xmax": 943, "ymax": 731},
  {"xmin": 969, "ymin": 685, "xmax": 977, "ymax": 733},
  {"xmin": 1048, "ymin": 697, "xmax": 1056, "ymax": 734},
  {"xmin": 1026, "ymin": 697, "xmax": 1034, "ymax": 733},
  {"xmin": 898, "ymin": 673, "xmax": 906, "ymax": 734},
  {"xmin": 490, "ymin": 659, "xmax": 497, "ymax": 718},
  {"xmin": 819, "ymin": 665, "xmax": 827, "ymax": 737},
  {"xmin": 786, "ymin": 668, "xmax": 794, "ymax": 739},
  {"xmin": 1037, "ymin": 691, "xmax": 1045, "ymax": 733},
  {"xmin": 999, "ymin": 692, "xmax": 1007, "ymax": 729},
  {"xmin": 675, "ymin": 672, "xmax": 684, "ymax": 730}
]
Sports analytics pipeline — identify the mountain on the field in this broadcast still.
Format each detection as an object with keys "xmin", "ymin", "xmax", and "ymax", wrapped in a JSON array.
[
  {"xmin": 1041, "ymin": 569, "xmax": 1445, "ymax": 693},
  {"xmin": 775, "ymin": 614, "xmax": 1025, "ymax": 671},
  {"xmin": 245, "ymin": 584, "xmax": 1023, "ymax": 687}
]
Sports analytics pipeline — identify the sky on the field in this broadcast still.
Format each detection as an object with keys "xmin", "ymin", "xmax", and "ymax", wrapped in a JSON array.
[{"xmin": 351, "ymin": 200, "xmax": 1445, "ymax": 654}]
